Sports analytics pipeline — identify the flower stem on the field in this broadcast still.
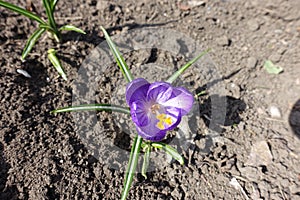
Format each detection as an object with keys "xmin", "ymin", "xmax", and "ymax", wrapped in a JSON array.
[{"xmin": 121, "ymin": 135, "xmax": 143, "ymax": 200}]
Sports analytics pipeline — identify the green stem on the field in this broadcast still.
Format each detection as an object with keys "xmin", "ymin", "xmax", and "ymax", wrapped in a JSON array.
[
  {"xmin": 121, "ymin": 135, "xmax": 143, "ymax": 200},
  {"xmin": 42, "ymin": 0, "xmax": 60, "ymax": 40},
  {"xmin": 51, "ymin": 104, "xmax": 130, "ymax": 115}
]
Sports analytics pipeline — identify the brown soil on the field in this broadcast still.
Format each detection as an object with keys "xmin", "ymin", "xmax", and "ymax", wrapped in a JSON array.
[{"xmin": 1, "ymin": 0, "xmax": 300, "ymax": 199}]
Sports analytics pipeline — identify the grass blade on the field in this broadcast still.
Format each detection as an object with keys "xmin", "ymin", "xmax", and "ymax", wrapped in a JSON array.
[
  {"xmin": 51, "ymin": 104, "xmax": 130, "ymax": 114},
  {"xmin": 194, "ymin": 90, "xmax": 207, "ymax": 99},
  {"xmin": 151, "ymin": 142, "xmax": 184, "ymax": 165},
  {"xmin": 42, "ymin": 0, "xmax": 59, "ymax": 38},
  {"xmin": 141, "ymin": 144, "xmax": 151, "ymax": 179},
  {"xmin": 166, "ymin": 48, "xmax": 211, "ymax": 84},
  {"xmin": 59, "ymin": 25, "xmax": 86, "ymax": 34},
  {"xmin": 121, "ymin": 135, "xmax": 143, "ymax": 200},
  {"xmin": 47, "ymin": 48, "xmax": 67, "ymax": 81},
  {"xmin": 39, "ymin": 24, "xmax": 55, "ymax": 32},
  {"xmin": 0, "ymin": 0, "xmax": 47, "ymax": 25},
  {"xmin": 50, "ymin": 0, "xmax": 58, "ymax": 11},
  {"xmin": 100, "ymin": 26, "xmax": 133, "ymax": 83},
  {"xmin": 22, "ymin": 28, "xmax": 46, "ymax": 61}
]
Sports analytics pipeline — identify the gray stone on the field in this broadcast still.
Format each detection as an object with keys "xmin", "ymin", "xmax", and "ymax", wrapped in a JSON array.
[
  {"xmin": 247, "ymin": 57, "xmax": 258, "ymax": 69},
  {"xmin": 247, "ymin": 19, "xmax": 260, "ymax": 31},
  {"xmin": 216, "ymin": 35, "xmax": 230, "ymax": 46}
]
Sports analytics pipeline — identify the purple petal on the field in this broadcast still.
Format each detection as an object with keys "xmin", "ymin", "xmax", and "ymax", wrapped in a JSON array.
[
  {"xmin": 146, "ymin": 82, "xmax": 173, "ymax": 103},
  {"xmin": 136, "ymin": 123, "xmax": 167, "ymax": 142},
  {"xmin": 130, "ymin": 100, "xmax": 149, "ymax": 126},
  {"xmin": 135, "ymin": 107, "xmax": 181, "ymax": 141},
  {"xmin": 126, "ymin": 78, "xmax": 150, "ymax": 105},
  {"xmin": 135, "ymin": 111, "xmax": 166, "ymax": 141},
  {"xmin": 161, "ymin": 87, "xmax": 194, "ymax": 115},
  {"xmin": 163, "ymin": 107, "xmax": 181, "ymax": 131}
]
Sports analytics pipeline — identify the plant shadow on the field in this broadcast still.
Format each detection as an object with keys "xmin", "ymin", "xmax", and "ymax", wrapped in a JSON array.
[
  {"xmin": 199, "ymin": 94, "xmax": 246, "ymax": 132},
  {"xmin": 61, "ymin": 20, "xmax": 179, "ymax": 45},
  {"xmin": 289, "ymin": 99, "xmax": 300, "ymax": 139}
]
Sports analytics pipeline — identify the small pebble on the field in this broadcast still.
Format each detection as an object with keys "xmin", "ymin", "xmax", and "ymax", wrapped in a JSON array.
[
  {"xmin": 238, "ymin": 121, "xmax": 245, "ymax": 130},
  {"xmin": 269, "ymin": 54, "xmax": 281, "ymax": 63},
  {"xmin": 228, "ymin": 82, "xmax": 241, "ymax": 98},
  {"xmin": 247, "ymin": 57, "xmax": 257, "ymax": 69},
  {"xmin": 17, "ymin": 69, "xmax": 31, "ymax": 78},
  {"xmin": 269, "ymin": 106, "xmax": 281, "ymax": 118},
  {"xmin": 247, "ymin": 19, "xmax": 260, "ymax": 31},
  {"xmin": 296, "ymin": 78, "xmax": 299, "ymax": 85},
  {"xmin": 96, "ymin": 1, "xmax": 109, "ymax": 11},
  {"xmin": 257, "ymin": 107, "xmax": 265, "ymax": 115},
  {"xmin": 216, "ymin": 35, "xmax": 230, "ymax": 46}
]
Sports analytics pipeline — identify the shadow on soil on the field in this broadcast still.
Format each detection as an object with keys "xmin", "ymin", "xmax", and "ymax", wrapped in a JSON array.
[
  {"xmin": 289, "ymin": 99, "xmax": 300, "ymax": 139},
  {"xmin": 200, "ymin": 94, "xmax": 246, "ymax": 132},
  {"xmin": 0, "ymin": 142, "xmax": 18, "ymax": 200},
  {"xmin": 61, "ymin": 20, "xmax": 179, "ymax": 45}
]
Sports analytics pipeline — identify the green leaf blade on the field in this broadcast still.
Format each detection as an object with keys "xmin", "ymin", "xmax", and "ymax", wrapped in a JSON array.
[
  {"xmin": 51, "ymin": 104, "xmax": 130, "ymax": 115},
  {"xmin": 42, "ymin": 0, "xmax": 59, "ymax": 38},
  {"xmin": 59, "ymin": 25, "xmax": 86, "ymax": 34},
  {"xmin": 166, "ymin": 48, "xmax": 211, "ymax": 84},
  {"xmin": 142, "ymin": 145, "xmax": 151, "ymax": 179},
  {"xmin": 39, "ymin": 24, "xmax": 55, "ymax": 32},
  {"xmin": 263, "ymin": 60, "xmax": 283, "ymax": 74},
  {"xmin": 50, "ymin": 0, "xmax": 58, "ymax": 11},
  {"xmin": 47, "ymin": 49, "xmax": 67, "ymax": 81},
  {"xmin": 151, "ymin": 142, "xmax": 184, "ymax": 165},
  {"xmin": 121, "ymin": 136, "xmax": 143, "ymax": 200},
  {"xmin": 22, "ymin": 28, "xmax": 46, "ymax": 61},
  {"xmin": 100, "ymin": 26, "xmax": 133, "ymax": 83},
  {"xmin": 0, "ymin": 0, "xmax": 46, "ymax": 25}
]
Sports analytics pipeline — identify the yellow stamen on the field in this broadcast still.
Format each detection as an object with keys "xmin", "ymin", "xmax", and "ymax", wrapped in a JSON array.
[
  {"xmin": 156, "ymin": 113, "xmax": 165, "ymax": 120},
  {"xmin": 155, "ymin": 113, "xmax": 173, "ymax": 129},
  {"xmin": 165, "ymin": 117, "xmax": 172, "ymax": 125},
  {"xmin": 157, "ymin": 121, "xmax": 164, "ymax": 129}
]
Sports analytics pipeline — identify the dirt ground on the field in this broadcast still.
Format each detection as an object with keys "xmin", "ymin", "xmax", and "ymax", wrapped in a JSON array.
[{"xmin": 1, "ymin": 0, "xmax": 300, "ymax": 199}]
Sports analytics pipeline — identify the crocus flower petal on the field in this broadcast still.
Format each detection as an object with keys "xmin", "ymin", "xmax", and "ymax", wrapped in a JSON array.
[
  {"xmin": 162, "ymin": 106, "xmax": 181, "ymax": 131},
  {"xmin": 161, "ymin": 87, "xmax": 194, "ymax": 115},
  {"xmin": 147, "ymin": 82, "xmax": 173, "ymax": 103},
  {"xmin": 126, "ymin": 78, "xmax": 149, "ymax": 105},
  {"xmin": 136, "ymin": 121, "xmax": 167, "ymax": 142},
  {"xmin": 136, "ymin": 106, "xmax": 181, "ymax": 140},
  {"xmin": 130, "ymin": 100, "xmax": 149, "ymax": 126}
]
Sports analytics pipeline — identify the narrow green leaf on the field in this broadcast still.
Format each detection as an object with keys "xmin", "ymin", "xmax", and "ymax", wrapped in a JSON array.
[
  {"xmin": 39, "ymin": 24, "xmax": 55, "ymax": 32},
  {"xmin": 166, "ymin": 48, "xmax": 211, "ymax": 84},
  {"xmin": 50, "ymin": 0, "xmax": 58, "ymax": 11},
  {"xmin": 42, "ymin": 0, "xmax": 60, "ymax": 38},
  {"xmin": 121, "ymin": 135, "xmax": 143, "ymax": 200},
  {"xmin": 47, "ymin": 49, "xmax": 67, "ymax": 81},
  {"xmin": 194, "ymin": 90, "xmax": 207, "ymax": 99},
  {"xmin": 0, "ymin": 0, "xmax": 47, "ymax": 25},
  {"xmin": 263, "ymin": 60, "xmax": 283, "ymax": 74},
  {"xmin": 100, "ymin": 26, "xmax": 133, "ymax": 83},
  {"xmin": 141, "ymin": 144, "xmax": 151, "ymax": 179},
  {"xmin": 22, "ymin": 28, "xmax": 46, "ymax": 61},
  {"xmin": 51, "ymin": 104, "xmax": 130, "ymax": 114},
  {"xmin": 59, "ymin": 25, "xmax": 86, "ymax": 34},
  {"xmin": 151, "ymin": 142, "xmax": 184, "ymax": 165}
]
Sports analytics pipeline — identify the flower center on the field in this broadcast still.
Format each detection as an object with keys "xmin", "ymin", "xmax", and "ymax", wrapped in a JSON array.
[
  {"xmin": 150, "ymin": 104, "xmax": 173, "ymax": 130},
  {"xmin": 150, "ymin": 104, "xmax": 160, "ymax": 114},
  {"xmin": 156, "ymin": 113, "xmax": 172, "ymax": 130}
]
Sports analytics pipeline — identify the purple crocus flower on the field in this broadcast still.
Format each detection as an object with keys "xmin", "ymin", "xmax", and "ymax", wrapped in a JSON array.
[{"xmin": 126, "ymin": 78, "xmax": 194, "ymax": 141}]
